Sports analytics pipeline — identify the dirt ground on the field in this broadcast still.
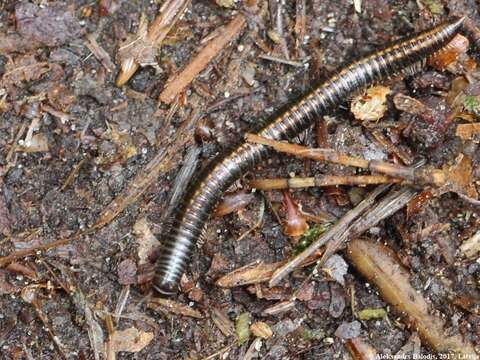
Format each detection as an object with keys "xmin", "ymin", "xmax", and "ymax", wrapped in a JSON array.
[{"xmin": 1, "ymin": 0, "xmax": 480, "ymax": 359}]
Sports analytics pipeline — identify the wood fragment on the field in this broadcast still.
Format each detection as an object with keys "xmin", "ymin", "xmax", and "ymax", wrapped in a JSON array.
[
  {"xmin": 460, "ymin": 231, "xmax": 480, "ymax": 259},
  {"xmin": 148, "ymin": 297, "xmax": 203, "ymax": 318},
  {"xmin": 259, "ymin": 54, "xmax": 304, "ymax": 67},
  {"xmin": 159, "ymin": 14, "xmax": 246, "ymax": 104},
  {"xmin": 60, "ymin": 158, "xmax": 86, "ymax": 191},
  {"xmin": 262, "ymin": 300, "xmax": 295, "ymax": 315},
  {"xmin": 86, "ymin": 34, "xmax": 115, "ymax": 73},
  {"xmin": 294, "ymin": 0, "xmax": 306, "ymax": 53},
  {"xmin": 210, "ymin": 307, "xmax": 235, "ymax": 337},
  {"xmin": 456, "ymin": 123, "xmax": 480, "ymax": 140},
  {"xmin": 347, "ymin": 239, "xmax": 478, "ymax": 357},
  {"xmin": 216, "ymin": 250, "xmax": 323, "ymax": 288}
]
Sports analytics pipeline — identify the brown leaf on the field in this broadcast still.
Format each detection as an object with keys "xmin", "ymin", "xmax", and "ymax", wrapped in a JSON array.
[
  {"xmin": 133, "ymin": 218, "xmax": 160, "ymax": 266},
  {"xmin": 15, "ymin": 3, "xmax": 84, "ymax": 47},
  {"xmin": 250, "ymin": 321, "xmax": 273, "ymax": 339},
  {"xmin": 442, "ymin": 154, "xmax": 478, "ymax": 199},
  {"xmin": 111, "ymin": 327, "xmax": 153, "ymax": 353},
  {"xmin": 456, "ymin": 123, "xmax": 480, "ymax": 140},
  {"xmin": 428, "ymin": 34, "xmax": 469, "ymax": 71},
  {"xmin": 2, "ymin": 55, "xmax": 50, "ymax": 87}
]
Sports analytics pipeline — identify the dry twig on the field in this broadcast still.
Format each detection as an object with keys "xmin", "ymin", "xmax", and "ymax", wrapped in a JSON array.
[{"xmin": 159, "ymin": 14, "xmax": 246, "ymax": 104}]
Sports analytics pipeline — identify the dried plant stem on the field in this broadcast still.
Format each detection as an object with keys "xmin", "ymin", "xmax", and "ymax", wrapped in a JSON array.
[
  {"xmin": 249, "ymin": 175, "xmax": 401, "ymax": 190},
  {"xmin": 159, "ymin": 14, "xmax": 246, "ymax": 104},
  {"xmin": 246, "ymin": 134, "xmax": 451, "ymax": 188}
]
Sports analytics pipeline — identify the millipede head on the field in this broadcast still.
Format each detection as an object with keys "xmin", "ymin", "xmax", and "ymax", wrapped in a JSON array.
[{"xmin": 153, "ymin": 274, "xmax": 178, "ymax": 296}]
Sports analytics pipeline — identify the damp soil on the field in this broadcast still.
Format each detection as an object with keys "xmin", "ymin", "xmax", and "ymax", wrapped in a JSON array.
[{"xmin": 0, "ymin": 0, "xmax": 479, "ymax": 359}]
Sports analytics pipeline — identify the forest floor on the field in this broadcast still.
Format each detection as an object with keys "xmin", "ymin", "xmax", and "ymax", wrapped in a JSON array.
[{"xmin": 0, "ymin": 0, "xmax": 480, "ymax": 359}]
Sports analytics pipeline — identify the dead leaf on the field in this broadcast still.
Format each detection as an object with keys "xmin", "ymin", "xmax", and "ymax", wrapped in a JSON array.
[
  {"xmin": 250, "ymin": 321, "xmax": 273, "ymax": 339},
  {"xmin": 351, "ymin": 85, "xmax": 390, "ymax": 122},
  {"xmin": 323, "ymin": 254, "xmax": 348, "ymax": 286},
  {"xmin": 441, "ymin": 154, "xmax": 478, "ymax": 199},
  {"xmin": 133, "ymin": 218, "xmax": 160, "ymax": 266},
  {"xmin": 111, "ymin": 327, "xmax": 153, "ymax": 353},
  {"xmin": 456, "ymin": 123, "xmax": 480, "ymax": 140},
  {"xmin": 1, "ymin": 55, "xmax": 50, "ymax": 88},
  {"xmin": 108, "ymin": 123, "xmax": 137, "ymax": 161},
  {"xmin": 428, "ymin": 34, "xmax": 469, "ymax": 71}
]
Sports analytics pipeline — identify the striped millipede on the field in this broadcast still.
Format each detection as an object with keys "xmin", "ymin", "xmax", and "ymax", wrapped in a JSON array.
[{"xmin": 154, "ymin": 16, "xmax": 466, "ymax": 295}]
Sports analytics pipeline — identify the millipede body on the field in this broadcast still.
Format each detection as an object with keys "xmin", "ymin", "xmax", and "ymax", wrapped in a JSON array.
[{"xmin": 154, "ymin": 17, "xmax": 465, "ymax": 294}]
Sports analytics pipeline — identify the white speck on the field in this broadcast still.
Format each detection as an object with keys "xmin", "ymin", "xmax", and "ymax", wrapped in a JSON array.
[
  {"xmin": 237, "ymin": 45, "xmax": 244, "ymax": 52},
  {"xmin": 324, "ymin": 337, "xmax": 334, "ymax": 344},
  {"xmin": 224, "ymin": 91, "xmax": 230, "ymax": 98}
]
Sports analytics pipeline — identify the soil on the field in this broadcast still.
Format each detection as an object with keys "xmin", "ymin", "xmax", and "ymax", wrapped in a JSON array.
[{"xmin": 0, "ymin": 0, "xmax": 479, "ymax": 359}]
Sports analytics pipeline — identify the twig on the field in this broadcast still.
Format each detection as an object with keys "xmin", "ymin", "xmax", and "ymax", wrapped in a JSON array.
[
  {"xmin": 0, "ymin": 231, "xmax": 84, "ymax": 267},
  {"xmin": 249, "ymin": 175, "xmax": 401, "ymax": 190},
  {"xmin": 294, "ymin": 0, "xmax": 306, "ymax": 54},
  {"xmin": 259, "ymin": 54, "xmax": 304, "ymax": 67},
  {"xmin": 161, "ymin": 144, "xmax": 201, "ymax": 225},
  {"xmin": 159, "ymin": 14, "xmax": 247, "ymax": 104},
  {"xmin": 86, "ymin": 33, "xmax": 115, "ymax": 73},
  {"xmin": 245, "ymin": 134, "xmax": 473, "ymax": 190},
  {"xmin": 317, "ymin": 186, "xmax": 417, "ymax": 267},
  {"xmin": 60, "ymin": 158, "xmax": 86, "ymax": 191},
  {"xmin": 201, "ymin": 343, "xmax": 236, "ymax": 360}
]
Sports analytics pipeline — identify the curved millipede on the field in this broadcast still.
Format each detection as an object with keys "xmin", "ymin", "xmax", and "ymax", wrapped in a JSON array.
[{"xmin": 154, "ymin": 17, "xmax": 466, "ymax": 294}]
